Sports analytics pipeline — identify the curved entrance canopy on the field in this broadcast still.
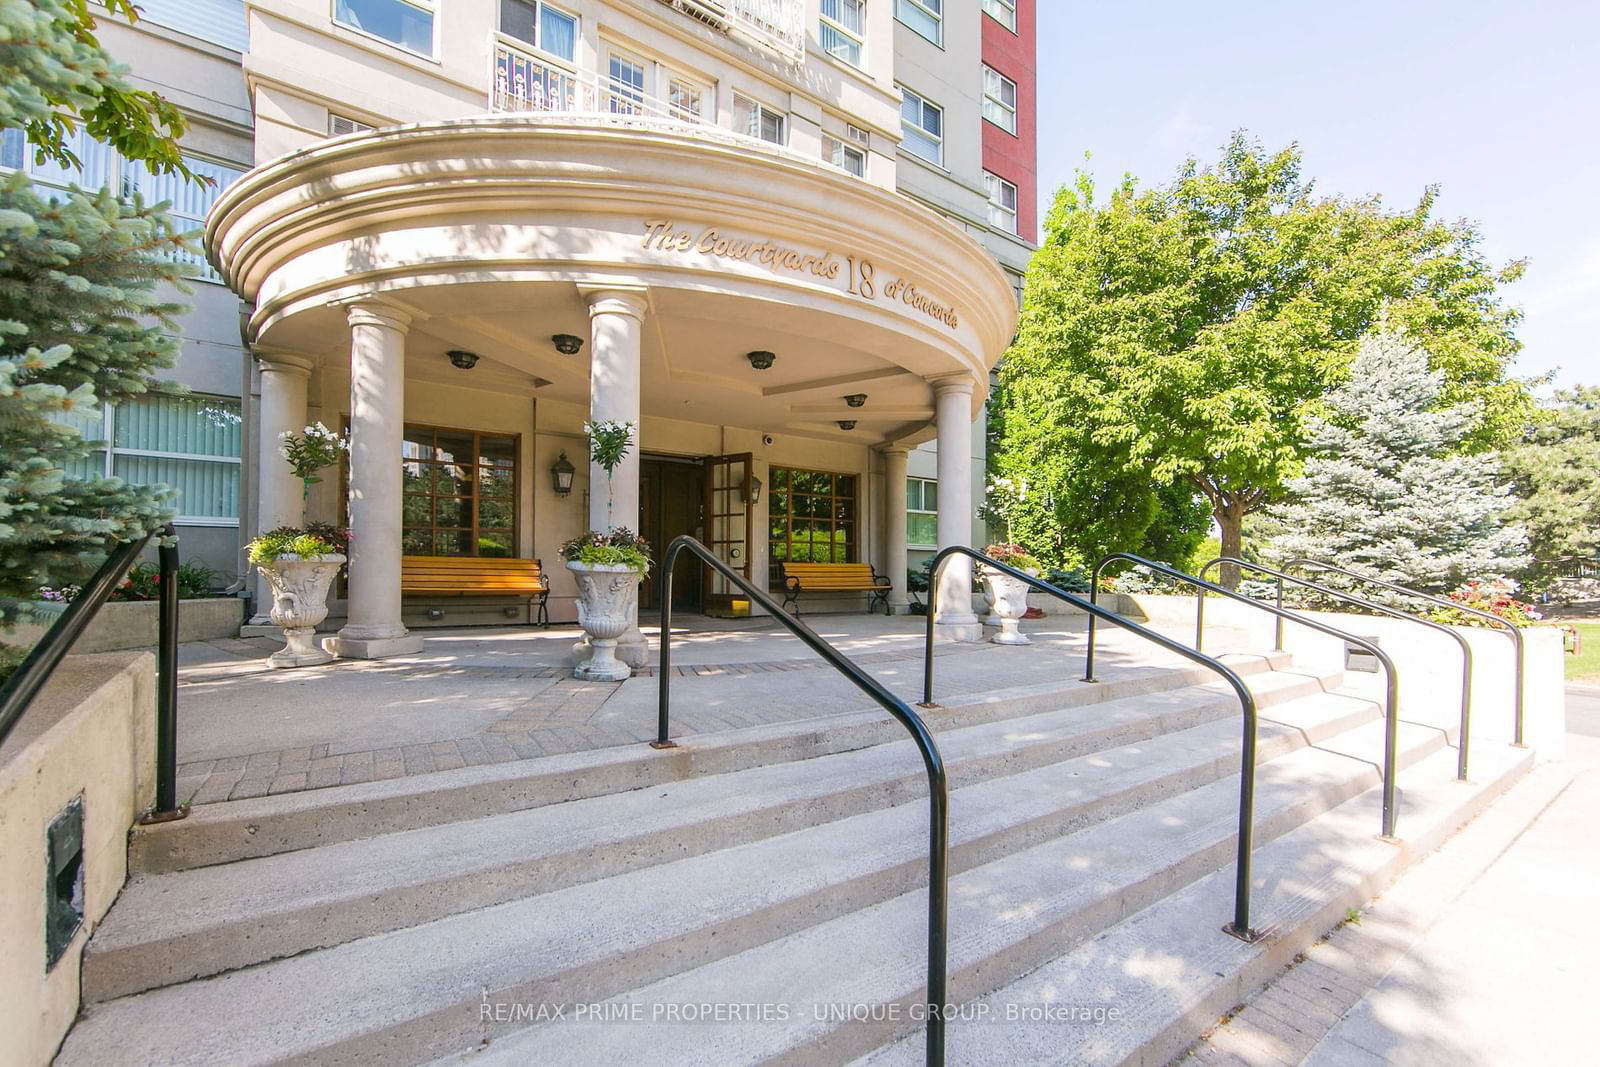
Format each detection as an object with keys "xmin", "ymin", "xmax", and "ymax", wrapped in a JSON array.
[{"xmin": 207, "ymin": 114, "xmax": 1018, "ymax": 443}]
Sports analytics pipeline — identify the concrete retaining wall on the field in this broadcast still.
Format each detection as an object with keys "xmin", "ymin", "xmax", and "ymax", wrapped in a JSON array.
[
  {"xmin": 0, "ymin": 652, "xmax": 155, "ymax": 1066},
  {"xmin": 9, "ymin": 597, "xmax": 244, "ymax": 653}
]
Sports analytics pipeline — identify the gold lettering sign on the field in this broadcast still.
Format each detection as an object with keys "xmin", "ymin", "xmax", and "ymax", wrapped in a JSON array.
[{"xmin": 640, "ymin": 220, "xmax": 959, "ymax": 329}]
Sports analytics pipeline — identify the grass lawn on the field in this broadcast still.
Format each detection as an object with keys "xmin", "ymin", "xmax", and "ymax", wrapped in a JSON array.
[{"xmin": 1566, "ymin": 623, "xmax": 1600, "ymax": 682}]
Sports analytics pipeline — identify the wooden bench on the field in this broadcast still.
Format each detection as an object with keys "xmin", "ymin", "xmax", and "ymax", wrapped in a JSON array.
[
  {"xmin": 400, "ymin": 556, "xmax": 550, "ymax": 626},
  {"xmin": 779, "ymin": 562, "xmax": 892, "ymax": 617}
]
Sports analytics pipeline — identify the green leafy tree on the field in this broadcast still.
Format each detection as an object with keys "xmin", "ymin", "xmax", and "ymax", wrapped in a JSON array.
[
  {"xmin": 1502, "ymin": 386, "xmax": 1600, "ymax": 582},
  {"xmin": 1263, "ymin": 332, "xmax": 1528, "ymax": 592},
  {"xmin": 1, "ymin": 0, "xmax": 198, "ymax": 638},
  {"xmin": 993, "ymin": 134, "xmax": 1530, "ymax": 586}
]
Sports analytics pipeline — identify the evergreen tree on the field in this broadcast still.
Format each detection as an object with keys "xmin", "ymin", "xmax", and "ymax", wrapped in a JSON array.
[
  {"xmin": 1502, "ymin": 386, "xmax": 1600, "ymax": 581},
  {"xmin": 1, "ymin": 0, "xmax": 198, "ymax": 643},
  {"xmin": 1264, "ymin": 332, "xmax": 1528, "ymax": 592}
]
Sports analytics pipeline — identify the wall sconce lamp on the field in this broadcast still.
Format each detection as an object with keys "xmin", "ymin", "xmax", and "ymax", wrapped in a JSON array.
[
  {"xmin": 837, "ymin": 420, "xmax": 857, "ymax": 431},
  {"xmin": 740, "ymin": 476, "xmax": 763, "ymax": 505},
  {"xmin": 552, "ymin": 334, "xmax": 584, "ymax": 355},
  {"xmin": 844, "ymin": 393, "xmax": 867, "ymax": 407},
  {"xmin": 551, "ymin": 451, "xmax": 576, "ymax": 496},
  {"xmin": 447, "ymin": 349, "xmax": 479, "ymax": 370},
  {"xmin": 747, "ymin": 350, "xmax": 776, "ymax": 370}
]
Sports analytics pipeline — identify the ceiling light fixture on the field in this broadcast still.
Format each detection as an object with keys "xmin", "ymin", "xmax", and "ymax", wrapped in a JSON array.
[
  {"xmin": 844, "ymin": 393, "xmax": 867, "ymax": 408},
  {"xmin": 552, "ymin": 334, "xmax": 584, "ymax": 355},
  {"xmin": 447, "ymin": 349, "xmax": 479, "ymax": 370},
  {"xmin": 746, "ymin": 350, "xmax": 776, "ymax": 370},
  {"xmin": 837, "ymin": 420, "xmax": 857, "ymax": 431}
]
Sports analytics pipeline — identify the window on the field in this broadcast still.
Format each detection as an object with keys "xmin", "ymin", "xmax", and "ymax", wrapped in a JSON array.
[
  {"xmin": 907, "ymin": 478, "xmax": 938, "ymax": 546},
  {"xmin": 333, "ymin": 0, "xmax": 434, "ymax": 56},
  {"xmin": 734, "ymin": 93, "xmax": 787, "ymax": 145},
  {"xmin": 61, "ymin": 395, "xmax": 243, "ymax": 525},
  {"xmin": 982, "ymin": 0, "xmax": 1016, "ymax": 31},
  {"xmin": 607, "ymin": 52, "xmax": 647, "ymax": 114},
  {"xmin": 899, "ymin": 86, "xmax": 942, "ymax": 164},
  {"xmin": 820, "ymin": 0, "xmax": 864, "ymax": 67},
  {"xmin": 667, "ymin": 75, "xmax": 708, "ymax": 122},
  {"xmin": 498, "ymin": 0, "xmax": 577, "ymax": 62},
  {"xmin": 401, "ymin": 426, "xmax": 519, "ymax": 557},
  {"xmin": 894, "ymin": 0, "xmax": 941, "ymax": 45},
  {"xmin": 983, "ymin": 65, "xmax": 1017, "ymax": 134},
  {"xmin": 823, "ymin": 127, "xmax": 867, "ymax": 177},
  {"xmin": 985, "ymin": 172, "xmax": 1018, "ymax": 234},
  {"xmin": 768, "ymin": 467, "xmax": 857, "ymax": 572},
  {"xmin": 329, "ymin": 114, "xmax": 375, "ymax": 136}
]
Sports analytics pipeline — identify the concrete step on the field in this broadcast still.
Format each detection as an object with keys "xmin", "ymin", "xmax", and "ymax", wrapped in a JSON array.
[
  {"xmin": 82, "ymin": 665, "xmax": 1340, "ymax": 1003},
  {"xmin": 433, "ymin": 716, "xmax": 1468, "ymax": 1067},
  {"xmin": 129, "ymin": 651, "xmax": 1300, "ymax": 874},
  {"xmin": 58, "ymin": 678, "xmax": 1367, "ymax": 1066},
  {"xmin": 857, "ymin": 743, "xmax": 1533, "ymax": 1067}
]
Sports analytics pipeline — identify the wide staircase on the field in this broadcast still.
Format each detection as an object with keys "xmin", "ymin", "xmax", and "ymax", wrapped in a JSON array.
[{"xmin": 54, "ymin": 622, "xmax": 1533, "ymax": 1066}]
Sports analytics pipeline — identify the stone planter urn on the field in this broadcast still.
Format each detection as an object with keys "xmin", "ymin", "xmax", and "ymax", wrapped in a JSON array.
[
  {"xmin": 255, "ymin": 554, "xmax": 344, "ymax": 668},
  {"xmin": 982, "ymin": 566, "xmax": 1035, "ymax": 645},
  {"xmin": 568, "ymin": 561, "xmax": 644, "ymax": 681}
]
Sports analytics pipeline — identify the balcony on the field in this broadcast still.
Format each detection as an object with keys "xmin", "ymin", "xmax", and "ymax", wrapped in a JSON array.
[
  {"xmin": 658, "ymin": 0, "xmax": 806, "ymax": 63},
  {"xmin": 492, "ymin": 43, "xmax": 703, "ymax": 123}
]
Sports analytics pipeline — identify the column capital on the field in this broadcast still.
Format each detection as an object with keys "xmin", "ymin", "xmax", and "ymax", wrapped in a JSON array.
[
  {"xmin": 581, "ymin": 286, "xmax": 650, "ymax": 322},
  {"xmin": 252, "ymin": 349, "xmax": 314, "ymax": 378},
  {"xmin": 340, "ymin": 297, "xmax": 412, "ymax": 333},
  {"xmin": 929, "ymin": 374, "xmax": 975, "ymax": 398},
  {"xmin": 881, "ymin": 444, "xmax": 910, "ymax": 459}
]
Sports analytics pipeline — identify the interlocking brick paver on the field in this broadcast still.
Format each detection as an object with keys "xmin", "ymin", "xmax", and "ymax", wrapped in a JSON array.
[{"xmin": 266, "ymin": 772, "xmax": 308, "ymax": 794}]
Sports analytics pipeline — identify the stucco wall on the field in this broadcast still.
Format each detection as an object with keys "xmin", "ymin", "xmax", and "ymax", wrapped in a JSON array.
[{"xmin": 0, "ymin": 653, "xmax": 155, "ymax": 1067}]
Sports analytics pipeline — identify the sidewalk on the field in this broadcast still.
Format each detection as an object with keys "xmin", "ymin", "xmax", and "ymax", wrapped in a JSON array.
[{"xmin": 1187, "ymin": 694, "xmax": 1599, "ymax": 1067}]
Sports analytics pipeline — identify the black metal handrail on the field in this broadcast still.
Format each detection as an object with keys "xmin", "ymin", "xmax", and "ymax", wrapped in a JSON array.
[
  {"xmin": 0, "ymin": 525, "xmax": 184, "ymax": 820},
  {"xmin": 655, "ymin": 536, "xmax": 950, "ymax": 1065},
  {"xmin": 923, "ymin": 545, "xmax": 1262, "ymax": 941},
  {"xmin": 1284, "ymin": 558, "xmax": 1525, "ymax": 747},
  {"xmin": 1201, "ymin": 556, "xmax": 1474, "ymax": 782},
  {"xmin": 1092, "ymin": 553, "xmax": 1403, "ymax": 839}
]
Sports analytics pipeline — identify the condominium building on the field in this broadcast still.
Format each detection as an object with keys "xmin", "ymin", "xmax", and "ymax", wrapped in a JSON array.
[{"xmin": 11, "ymin": 0, "xmax": 1037, "ymax": 650}]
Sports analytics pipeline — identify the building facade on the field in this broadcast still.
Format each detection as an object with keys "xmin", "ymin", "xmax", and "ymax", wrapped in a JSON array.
[{"xmin": 16, "ymin": 0, "xmax": 1037, "ymax": 651}]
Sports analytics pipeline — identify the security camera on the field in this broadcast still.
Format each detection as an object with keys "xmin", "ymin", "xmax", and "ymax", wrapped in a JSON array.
[{"xmin": 762, "ymin": 434, "xmax": 775, "ymax": 446}]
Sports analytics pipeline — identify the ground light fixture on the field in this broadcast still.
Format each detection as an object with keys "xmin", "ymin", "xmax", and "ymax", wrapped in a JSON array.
[
  {"xmin": 551, "ymin": 451, "xmax": 576, "ymax": 496},
  {"xmin": 446, "ymin": 349, "xmax": 479, "ymax": 369},
  {"xmin": 747, "ymin": 350, "xmax": 776, "ymax": 370},
  {"xmin": 552, "ymin": 334, "xmax": 584, "ymax": 355},
  {"xmin": 844, "ymin": 393, "xmax": 867, "ymax": 407}
]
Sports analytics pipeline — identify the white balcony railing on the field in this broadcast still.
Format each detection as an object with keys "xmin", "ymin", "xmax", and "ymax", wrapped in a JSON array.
[
  {"xmin": 658, "ymin": 0, "xmax": 805, "ymax": 63},
  {"xmin": 493, "ymin": 43, "xmax": 705, "ymax": 123}
]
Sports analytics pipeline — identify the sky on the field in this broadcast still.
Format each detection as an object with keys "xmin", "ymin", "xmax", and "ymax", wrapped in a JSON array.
[{"xmin": 1032, "ymin": 0, "xmax": 1599, "ymax": 394}]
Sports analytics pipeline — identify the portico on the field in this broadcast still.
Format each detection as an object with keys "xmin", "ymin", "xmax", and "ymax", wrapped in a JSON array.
[{"xmin": 212, "ymin": 115, "xmax": 1018, "ymax": 657}]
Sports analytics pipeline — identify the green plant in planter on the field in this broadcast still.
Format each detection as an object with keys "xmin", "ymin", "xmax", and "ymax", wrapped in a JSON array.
[
  {"xmin": 279, "ymin": 422, "xmax": 347, "ymax": 504},
  {"xmin": 560, "ymin": 528, "xmax": 652, "ymax": 575},
  {"xmin": 246, "ymin": 525, "xmax": 349, "ymax": 564},
  {"xmin": 585, "ymin": 419, "xmax": 634, "ymax": 531},
  {"xmin": 983, "ymin": 542, "xmax": 1042, "ymax": 573}
]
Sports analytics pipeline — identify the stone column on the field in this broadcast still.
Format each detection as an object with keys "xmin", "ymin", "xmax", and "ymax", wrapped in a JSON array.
[
  {"xmin": 248, "ymin": 351, "xmax": 312, "ymax": 627},
  {"xmin": 933, "ymin": 377, "xmax": 981, "ymax": 642},
  {"xmin": 883, "ymin": 446, "xmax": 910, "ymax": 614},
  {"xmin": 327, "ymin": 301, "xmax": 424, "ymax": 660},
  {"xmin": 580, "ymin": 287, "xmax": 649, "ymax": 668}
]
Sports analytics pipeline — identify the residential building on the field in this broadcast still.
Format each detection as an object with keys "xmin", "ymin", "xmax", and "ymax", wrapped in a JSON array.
[{"xmin": 20, "ymin": 0, "xmax": 1037, "ymax": 649}]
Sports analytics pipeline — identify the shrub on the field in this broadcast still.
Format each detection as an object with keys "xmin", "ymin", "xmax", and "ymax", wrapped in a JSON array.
[
  {"xmin": 247, "ymin": 525, "xmax": 348, "ymax": 564},
  {"xmin": 560, "ymin": 527, "xmax": 651, "ymax": 575},
  {"xmin": 1430, "ymin": 577, "xmax": 1543, "ymax": 628}
]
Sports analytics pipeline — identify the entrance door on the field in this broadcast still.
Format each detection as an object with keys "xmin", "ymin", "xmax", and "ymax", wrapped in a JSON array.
[
  {"xmin": 702, "ymin": 453, "xmax": 754, "ymax": 614},
  {"xmin": 639, "ymin": 455, "xmax": 705, "ymax": 613}
]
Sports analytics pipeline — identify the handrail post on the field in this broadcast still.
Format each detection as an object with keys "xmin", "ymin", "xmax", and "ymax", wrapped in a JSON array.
[
  {"xmin": 151, "ymin": 526, "xmax": 182, "ymax": 818},
  {"xmin": 653, "ymin": 544, "xmax": 678, "ymax": 749},
  {"xmin": 1084, "ymin": 561, "xmax": 1101, "ymax": 682},
  {"xmin": 1195, "ymin": 584, "xmax": 1206, "ymax": 653},
  {"xmin": 1274, "ymin": 576, "xmax": 1284, "ymax": 651},
  {"xmin": 921, "ymin": 556, "xmax": 939, "ymax": 707}
]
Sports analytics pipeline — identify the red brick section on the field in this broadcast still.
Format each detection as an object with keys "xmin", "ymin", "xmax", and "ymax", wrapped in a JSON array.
[{"xmin": 981, "ymin": 0, "xmax": 1038, "ymax": 244}]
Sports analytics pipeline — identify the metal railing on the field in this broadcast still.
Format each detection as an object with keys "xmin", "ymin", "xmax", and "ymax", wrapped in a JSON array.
[
  {"xmin": 1092, "ymin": 553, "xmax": 1403, "ymax": 839},
  {"xmin": 655, "ymin": 536, "xmax": 950, "ymax": 1065},
  {"xmin": 663, "ymin": 0, "xmax": 807, "ymax": 60},
  {"xmin": 1200, "ymin": 556, "xmax": 1474, "ymax": 781},
  {"xmin": 1284, "ymin": 559, "xmax": 1526, "ymax": 747},
  {"xmin": 492, "ymin": 42, "xmax": 706, "ymax": 122},
  {"xmin": 0, "ymin": 525, "xmax": 184, "ymax": 821},
  {"xmin": 923, "ymin": 546, "xmax": 1262, "ymax": 941}
]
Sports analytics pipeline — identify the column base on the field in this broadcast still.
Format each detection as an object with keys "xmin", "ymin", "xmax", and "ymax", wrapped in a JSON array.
[
  {"xmin": 569, "ymin": 626, "xmax": 649, "ymax": 670},
  {"xmin": 933, "ymin": 614, "xmax": 983, "ymax": 643},
  {"xmin": 325, "ymin": 628, "xmax": 424, "ymax": 659}
]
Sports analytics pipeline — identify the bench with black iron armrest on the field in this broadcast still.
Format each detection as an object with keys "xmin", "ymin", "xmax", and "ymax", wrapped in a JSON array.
[
  {"xmin": 399, "ymin": 556, "xmax": 550, "ymax": 626},
  {"xmin": 779, "ymin": 561, "xmax": 893, "ymax": 616}
]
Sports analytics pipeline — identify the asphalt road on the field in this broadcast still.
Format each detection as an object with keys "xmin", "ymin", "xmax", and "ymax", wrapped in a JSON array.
[{"xmin": 1567, "ymin": 683, "xmax": 1600, "ymax": 736}]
